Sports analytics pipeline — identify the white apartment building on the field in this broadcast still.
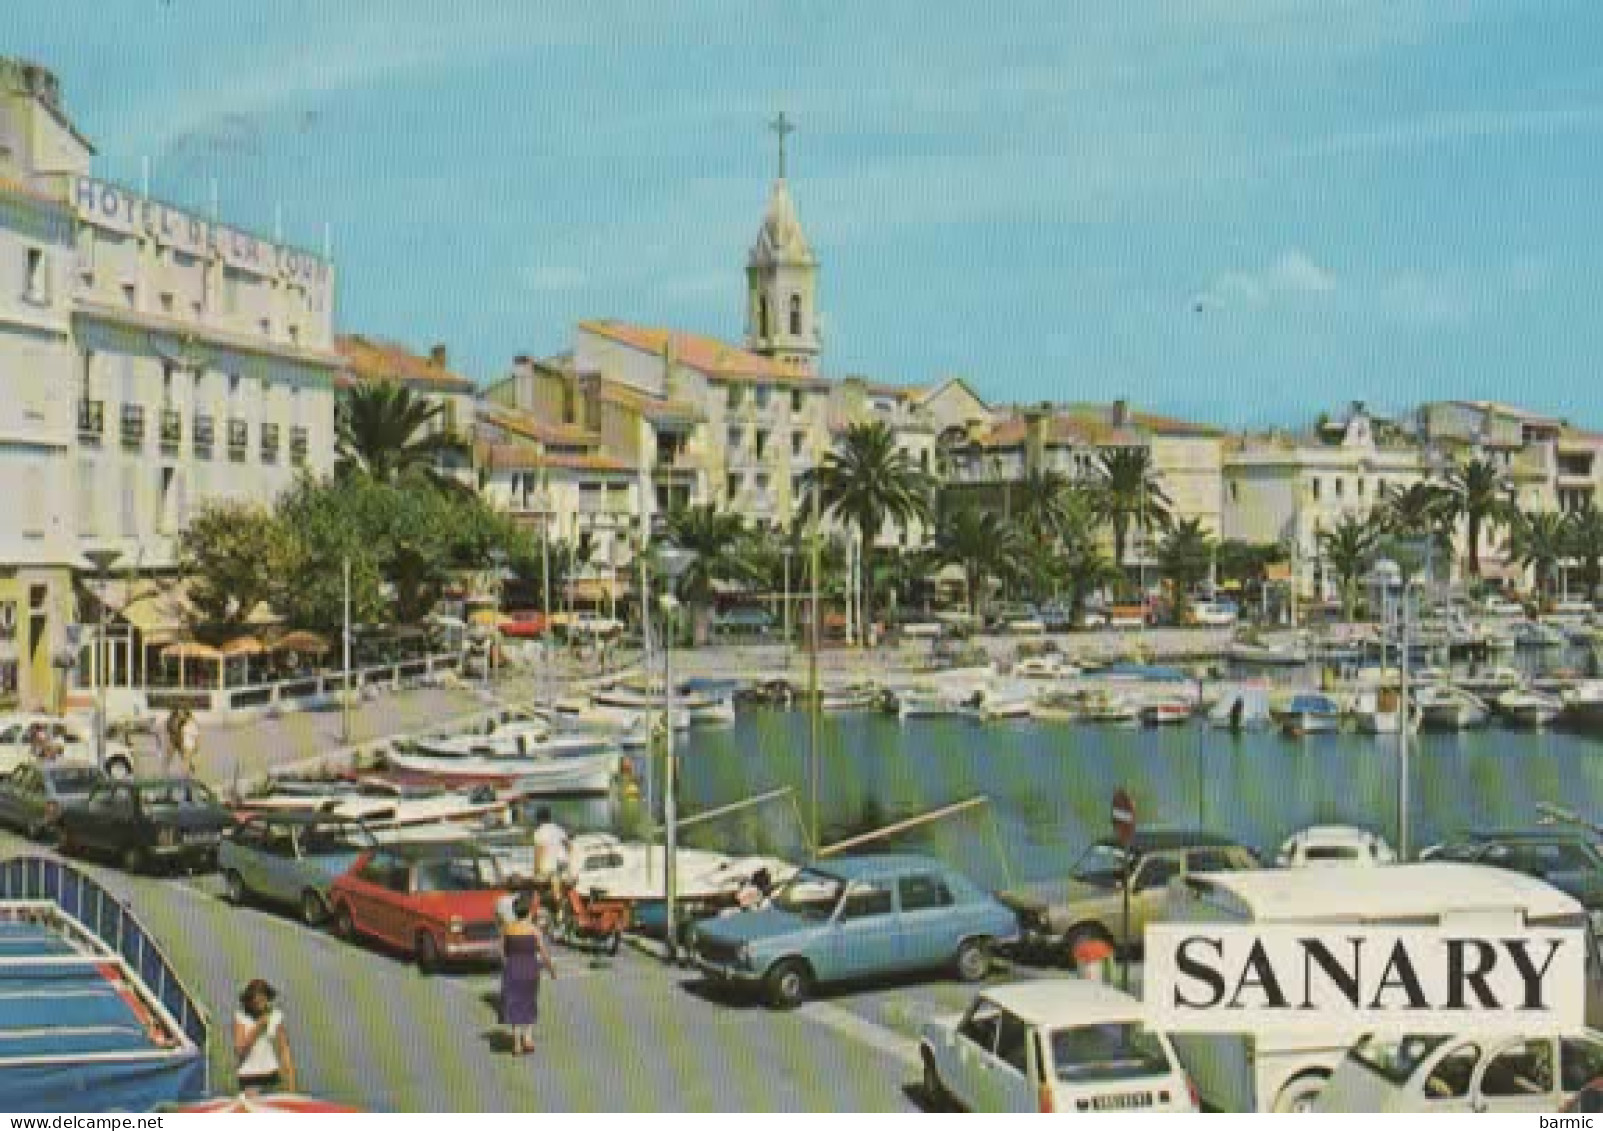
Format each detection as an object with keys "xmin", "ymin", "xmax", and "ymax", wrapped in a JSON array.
[
  {"xmin": 0, "ymin": 58, "xmax": 338, "ymax": 709},
  {"xmin": 1225, "ymin": 406, "xmax": 1427, "ymax": 600}
]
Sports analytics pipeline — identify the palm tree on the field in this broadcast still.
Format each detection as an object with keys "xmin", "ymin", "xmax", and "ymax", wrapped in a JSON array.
[
  {"xmin": 1089, "ymin": 447, "xmax": 1172, "ymax": 592},
  {"xmin": 661, "ymin": 505, "xmax": 753, "ymax": 644},
  {"xmin": 1445, "ymin": 457, "xmax": 1513, "ymax": 580},
  {"xmin": 1565, "ymin": 503, "xmax": 1603, "ymax": 603},
  {"xmin": 336, "ymin": 383, "xmax": 467, "ymax": 484},
  {"xmin": 1377, "ymin": 479, "xmax": 1455, "ymax": 587},
  {"xmin": 1060, "ymin": 534, "xmax": 1120, "ymax": 625},
  {"xmin": 1318, "ymin": 514, "xmax": 1380, "ymax": 622},
  {"xmin": 933, "ymin": 505, "xmax": 1023, "ymax": 618},
  {"xmin": 1012, "ymin": 470, "xmax": 1089, "ymax": 548},
  {"xmin": 1156, "ymin": 518, "xmax": 1215, "ymax": 624},
  {"xmin": 801, "ymin": 422, "xmax": 933, "ymax": 637},
  {"xmin": 1508, "ymin": 510, "xmax": 1568, "ymax": 605}
]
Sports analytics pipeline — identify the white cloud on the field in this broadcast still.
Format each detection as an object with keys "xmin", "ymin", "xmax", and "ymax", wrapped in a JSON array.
[{"xmin": 1196, "ymin": 249, "xmax": 1337, "ymax": 310}]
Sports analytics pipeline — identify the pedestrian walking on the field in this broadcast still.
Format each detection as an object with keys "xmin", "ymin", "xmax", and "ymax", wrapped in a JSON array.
[
  {"xmin": 176, "ymin": 708, "xmax": 200, "ymax": 777},
  {"xmin": 500, "ymin": 892, "xmax": 556, "ymax": 1056},
  {"xmin": 233, "ymin": 979, "xmax": 297, "ymax": 1094}
]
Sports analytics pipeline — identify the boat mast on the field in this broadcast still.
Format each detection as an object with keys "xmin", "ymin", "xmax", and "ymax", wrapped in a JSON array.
[{"xmin": 1398, "ymin": 574, "xmax": 1412, "ymax": 860}]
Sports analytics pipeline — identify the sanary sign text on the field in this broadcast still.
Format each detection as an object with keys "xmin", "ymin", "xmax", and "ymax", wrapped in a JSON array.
[{"xmin": 1146, "ymin": 924, "xmax": 1587, "ymax": 1035}]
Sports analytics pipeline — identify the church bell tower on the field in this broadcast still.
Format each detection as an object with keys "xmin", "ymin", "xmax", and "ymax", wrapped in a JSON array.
[{"xmin": 745, "ymin": 112, "xmax": 820, "ymax": 375}]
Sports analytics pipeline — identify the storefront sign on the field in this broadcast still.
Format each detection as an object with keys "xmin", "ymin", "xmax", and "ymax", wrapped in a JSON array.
[
  {"xmin": 1146, "ymin": 923, "xmax": 1586, "ymax": 1035},
  {"xmin": 72, "ymin": 177, "xmax": 331, "ymax": 290}
]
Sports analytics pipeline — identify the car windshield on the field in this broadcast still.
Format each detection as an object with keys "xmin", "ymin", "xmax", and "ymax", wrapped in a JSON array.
[
  {"xmin": 138, "ymin": 782, "xmax": 217, "ymax": 809},
  {"xmin": 47, "ymin": 768, "xmax": 102, "ymax": 792},
  {"xmin": 1072, "ymin": 844, "xmax": 1132, "ymax": 889},
  {"xmin": 770, "ymin": 868, "xmax": 845, "ymax": 917},
  {"xmin": 1350, "ymin": 1035, "xmax": 1450, "ymax": 1085},
  {"xmin": 300, "ymin": 822, "xmax": 376, "ymax": 854},
  {"xmin": 1305, "ymin": 845, "xmax": 1362, "ymax": 862},
  {"xmin": 1051, "ymin": 1023, "xmax": 1172, "ymax": 1084},
  {"xmin": 415, "ymin": 856, "xmax": 502, "ymax": 892}
]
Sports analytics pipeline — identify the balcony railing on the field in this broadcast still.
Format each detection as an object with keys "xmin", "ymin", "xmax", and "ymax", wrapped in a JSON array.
[
  {"xmin": 119, "ymin": 404, "xmax": 145, "ymax": 449},
  {"xmin": 76, "ymin": 399, "xmax": 104, "ymax": 441},
  {"xmin": 289, "ymin": 426, "xmax": 309, "ymax": 467},
  {"xmin": 193, "ymin": 414, "xmax": 215, "ymax": 457}
]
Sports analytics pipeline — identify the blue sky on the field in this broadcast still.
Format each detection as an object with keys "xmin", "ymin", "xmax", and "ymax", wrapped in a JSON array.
[{"xmin": 16, "ymin": 1, "xmax": 1603, "ymax": 425}]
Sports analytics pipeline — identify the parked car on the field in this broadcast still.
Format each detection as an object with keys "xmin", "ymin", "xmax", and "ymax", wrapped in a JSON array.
[
  {"xmin": 1420, "ymin": 831, "xmax": 1603, "ymax": 920},
  {"xmin": 1275, "ymin": 825, "xmax": 1396, "ymax": 869},
  {"xmin": 328, "ymin": 842, "xmax": 508, "ymax": 971},
  {"xmin": 1189, "ymin": 600, "xmax": 1240, "ymax": 627},
  {"xmin": 0, "ymin": 763, "xmax": 105, "ymax": 840},
  {"xmin": 0, "ymin": 714, "xmax": 134, "ymax": 777},
  {"xmin": 57, "ymin": 778, "xmax": 234, "ymax": 873},
  {"xmin": 712, "ymin": 607, "xmax": 776, "ymax": 637},
  {"xmin": 985, "ymin": 604, "xmax": 1038, "ymax": 633},
  {"xmin": 690, "ymin": 854, "xmax": 1019, "ymax": 1009},
  {"xmin": 1316, "ymin": 1031, "xmax": 1603, "ymax": 1113},
  {"xmin": 998, "ymin": 830, "xmax": 1258, "ymax": 960},
  {"xmin": 220, "ymin": 811, "xmax": 379, "ymax": 925},
  {"xmin": 919, "ymin": 980, "xmax": 1198, "ymax": 1113},
  {"xmin": 1037, "ymin": 605, "xmax": 1075, "ymax": 633}
]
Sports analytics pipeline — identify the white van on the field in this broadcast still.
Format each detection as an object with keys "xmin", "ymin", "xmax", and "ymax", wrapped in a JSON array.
[{"xmin": 1163, "ymin": 864, "xmax": 1602, "ymax": 1113}]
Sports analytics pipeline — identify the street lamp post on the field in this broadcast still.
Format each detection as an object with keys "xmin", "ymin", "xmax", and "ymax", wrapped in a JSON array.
[
  {"xmin": 655, "ymin": 547, "xmax": 696, "ymax": 962},
  {"xmin": 85, "ymin": 549, "xmax": 123, "ymax": 772},
  {"xmin": 781, "ymin": 546, "xmax": 793, "ymax": 664},
  {"xmin": 341, "ymin": 556, "xmax": 352, "ymax": 745}
]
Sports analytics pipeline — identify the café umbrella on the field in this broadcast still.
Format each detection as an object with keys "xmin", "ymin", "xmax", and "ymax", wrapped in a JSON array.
[{"xmin": 161, "ymin": 640, "xmax": 221, "ymax": 689}]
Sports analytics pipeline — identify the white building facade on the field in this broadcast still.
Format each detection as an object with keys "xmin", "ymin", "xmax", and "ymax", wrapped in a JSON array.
[{"xmin": 0, "ymin": 58, "xmax": 339, "ymax": 709}]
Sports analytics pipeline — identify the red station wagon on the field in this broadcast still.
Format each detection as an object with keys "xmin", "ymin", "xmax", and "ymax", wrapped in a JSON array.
[{"xmin": 328, "ymin": 842, "xmax": 509, "ymax": 971}]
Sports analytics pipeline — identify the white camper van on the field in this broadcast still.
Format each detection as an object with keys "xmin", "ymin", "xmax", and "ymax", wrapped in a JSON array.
[{"xmin": 1164, "ymin": 863, "xmax": 1601, "ymax": 1113}]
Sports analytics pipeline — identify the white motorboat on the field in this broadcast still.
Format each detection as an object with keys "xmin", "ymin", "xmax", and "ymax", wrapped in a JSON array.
[
  {"xmin": 1140, "ymin": 698, "xmax": 1193, "ymax": 726},
  {"xmin": 1454, "ymin": 666, "xmax": 1525, "ymax": 696},
  {"xmin": 1412, "ymin": 684, "xmax": 1490, "ymax": 730},
  {"xmin": 818, "ymin": 685, "xmax": 880, "ymax": 712},
  {"xmin": 895, "ymin": 686, "xmax": 969, "ymax": 719},
  {"xmin": 1227, "ymin": 640, "xmax": 1309, "ymax": 666},
  {"xmin": 238, "ymin": 778, "xmax": 512, "ymax": 836},
  {"xmin": 1562, "ymin": 681, "xmax": 1603, "ymax": 729},
  {"xmin": 1270, "ymin": 692, "xmax": 1342, "ymax": 736},
  {"xmin": 1012, "ymin": 655, "xmax": 1079, "ymax": 680},
  {"xmin": 553, "ymin": 696, "xmax": 688, "ymax": 732},
  {"xmin": 595, "ymin": 681, "xmax": 734, "ymax": 724},
  {"xmin": 1495, "ymin": 688, "xmax": 1562, "ymax": 729},
  {"xmin": 1077, "ymin": 689, "xmax": 1140, "ymax": 724},
  {"xmin": 1029, "ymin": 690, "xmax": 1082, "ymax": 722},
  {"xmin": 973, "ymin": 688, "xmax": 1035, "ymax": 721},
  {"xmin": 386, "ymin": 731, "xmax": 619, "ymax": 793}
]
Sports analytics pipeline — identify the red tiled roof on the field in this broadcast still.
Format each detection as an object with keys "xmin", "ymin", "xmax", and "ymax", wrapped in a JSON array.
[
  {"xmin": 336, "ymin": 334, "xmax": 476, "ymax": 390},
  {"xmin": 578, "ymin": 320, "xmax": 819, "ymax": 384},
  {"xmin": 478, "ymin": 406, "xmax": 596, "ymax": 448}
]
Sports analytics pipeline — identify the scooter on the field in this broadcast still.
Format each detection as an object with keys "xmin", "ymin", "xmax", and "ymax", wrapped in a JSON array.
[{"xmin": 553, "ymin": 886, "xmax": 631, "ymax": 957}]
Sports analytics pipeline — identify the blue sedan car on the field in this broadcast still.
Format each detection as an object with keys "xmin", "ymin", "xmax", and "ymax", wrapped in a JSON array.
[
  {"xmin": 691, "ymin": 854, "xmax": 1020, "ymax": 1008},
  {"xmin": 219, "ymin": 811, "xmax": 377, "ymax": 925}
]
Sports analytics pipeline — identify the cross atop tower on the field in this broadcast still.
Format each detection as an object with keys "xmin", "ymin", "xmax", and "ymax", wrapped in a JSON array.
[{"xmin": 769, "ymin": 111, "xmax": 794, "ymax": 179}]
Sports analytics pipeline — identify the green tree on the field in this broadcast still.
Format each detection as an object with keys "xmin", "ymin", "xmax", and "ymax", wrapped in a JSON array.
[
  {"xmin": 1012, "ymin": 470, "xmax": 1088, "ymax": 548},
  {"xmin": 1566, "ymin": 503, "xmax": 1603, "ymax": 603},
  {"xmin": 1318, "ymin": 513, "xmax": 1381, "ymax": 622},
  {"xmin": 933, "ymin": 505, "xmax": 1023, "ymax": 618},
  {"xmin": 1508, "ymin": 509, "xmax": 1569, "ymax": 604},
  {"xmin": 661, "ymin": 505, "xmax": 754, "ymax": 644},
  {"xmin": 1060, "ymin": 535, "xmax": 1120, "ymax": 624},
  {"xmin": 1445, "ymin": 456, "xmax": 1513, "ymax": 579},
  {"xmin": 1089, "ymin": 446, "xmax": 1172, "ymax": 591},
  {"xmin": 1215, "ymin": 539, "xmax": 1286, "ymax": 609},
  {"xmin": 801, "ymin": 422, "xmax": 933, "ymax": 636},
  {"xmin": 275, "ymin": 471, "xmax": 519, "ymax": 633},
  {"xmin": 1378, "ymin": 480, "xmax": 1454, "ymax": 580},
  {"xmin": 1156, "ymin": 518, "xmax": 1215, "ymax": 623},
  {"xmin": 336, "ymin": 383, "xmax": 467, "ymax": 485},
  {"xmin": 177, "ymin": 500, "xmax": 299, "ymax": 640}
]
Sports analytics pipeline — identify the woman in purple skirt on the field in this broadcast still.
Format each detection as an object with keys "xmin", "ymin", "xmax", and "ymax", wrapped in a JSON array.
[{"xmin": 501, "ymin": 893, "xmax": 556, "ymax": 1055}]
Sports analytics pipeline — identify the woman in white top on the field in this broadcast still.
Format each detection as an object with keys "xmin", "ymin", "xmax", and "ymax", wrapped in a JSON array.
[{"xmin": 233, "ymin": 979, "xmax": 297, "ymax": 1094}]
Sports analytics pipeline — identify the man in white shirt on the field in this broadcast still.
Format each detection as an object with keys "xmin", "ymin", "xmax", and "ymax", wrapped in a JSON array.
[{"xmin": 531, "ymin": 807, "xmax": 570, "ymax": 902}]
